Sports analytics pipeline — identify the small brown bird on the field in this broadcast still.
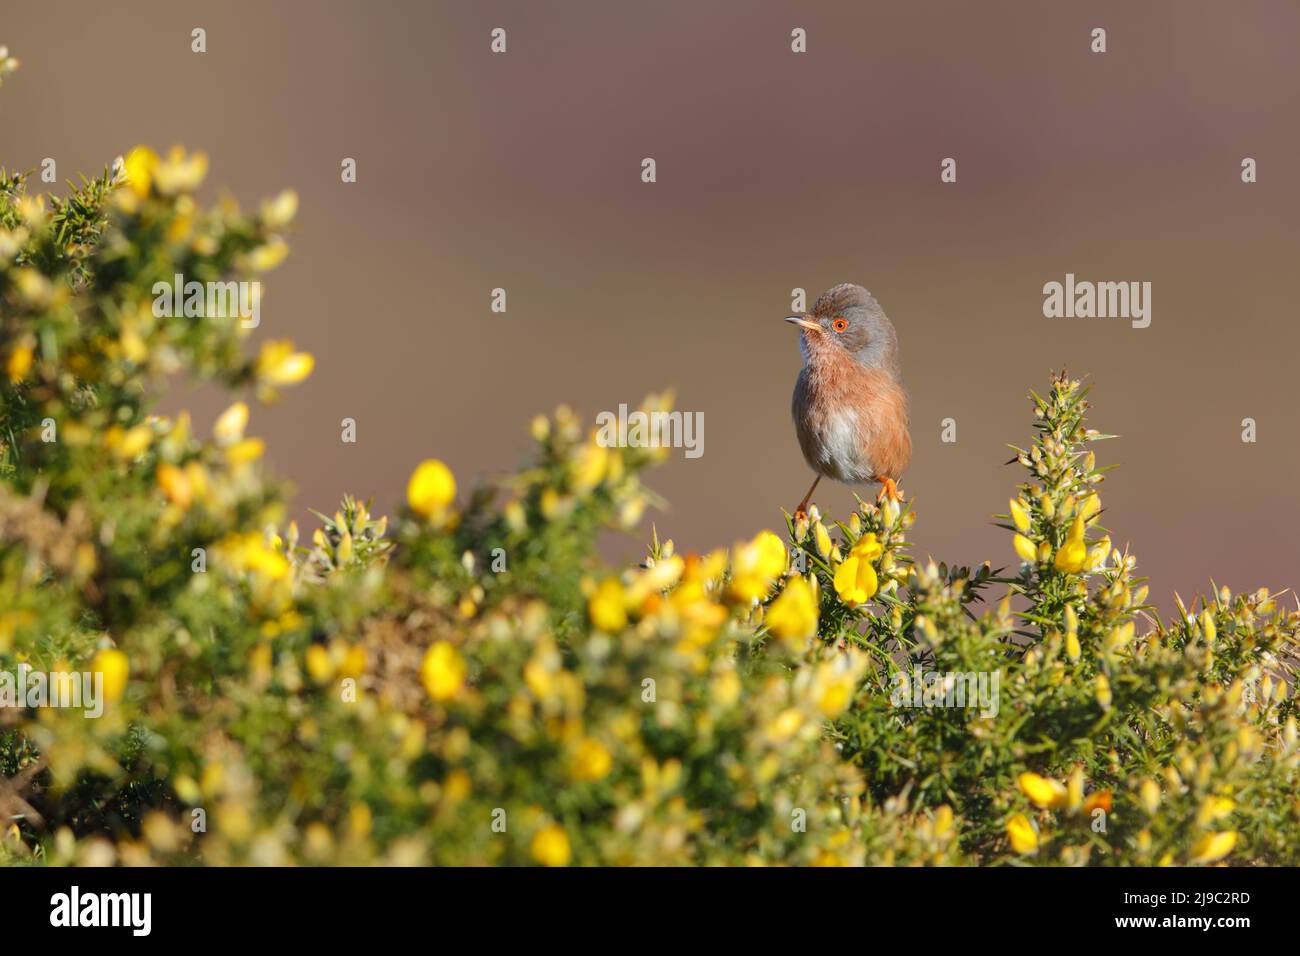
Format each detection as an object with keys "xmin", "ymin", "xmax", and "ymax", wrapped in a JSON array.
[{"xmin": 787, "ymin": 283, "xmax": 911, "ymax": 516}]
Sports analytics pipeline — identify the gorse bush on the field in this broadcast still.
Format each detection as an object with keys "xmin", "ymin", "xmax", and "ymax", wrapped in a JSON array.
[{"xmin": 2, "ymin": 94, "xmax": 1298, "ymax": 866}]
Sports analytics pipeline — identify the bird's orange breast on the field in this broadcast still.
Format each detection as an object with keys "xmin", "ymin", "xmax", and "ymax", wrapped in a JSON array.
[{"xmin": 792, "ymin": 348, "xmax": 911, "ymax": 483}]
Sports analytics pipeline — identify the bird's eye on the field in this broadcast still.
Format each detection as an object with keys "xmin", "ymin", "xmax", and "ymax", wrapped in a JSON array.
[{"xmin": 831, "ymin": 317, "xmax": 848, "ymax": 333}]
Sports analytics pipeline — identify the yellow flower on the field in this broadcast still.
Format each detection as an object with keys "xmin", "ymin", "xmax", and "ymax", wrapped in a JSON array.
[
  {"xmin": 766, "ymin": 707, "xmax": 804, "ymax": 741},
  {"xmin": 815, "ymin": 670, "xmax": 857, "ymax": 718},
  {"xmin": 1009, "ymin": 498, "xmax": 1031, "ymax": 534},
  {"xmin": 626, "ymin": 554, "xmax": 684, "ymax": 607},
  {"xmin": 711, "ymin": 670, "xmax": 741, "ymax": 708},
  {"xmin": 221, "ymin": 532, "xmax": 290, "ymax": 581},
  {"xmin": 225, "ymin": 437, "xmax": 265, "ymax": 464},
  {"xmin": 152, "ymin": 146, "xmax": 208, "ymax": 195},
  {"xmin": 420, "ymin": 641, "xmax": 466, "ymax": 702},
  {"xmin": 833, "ymin": 534, "xmax": 883, "ymax": 605},
  {"xmin": 338, "ymin": 644, "xmax": 367, "ymax": 680},
  {"xmin": 1094, "ymin": 672, "xmax": 1112, "ymax": 710},
  {"xmin": 588, "ymin": 577, "xmax": 628, "ymax": 632},
  {"xmin": 1013, "ymin": 533, "xmax": 1037, "ymax": 563},
  {"xmin": 1138, "ymin": 778, "xmax": 1161, "ymax": 815},
  {"xmin": 255, "ymin": 339, "xmax": 314, "ymax": 388},
  {"xmin": 108, "ymin": 423, "xmax": 153, "ymax": 461},
  {"xmin": 1196, "ymin": 795, "xmax": 1235, "ymax": 827},
  {"xmin": 765, "ymin": 577, "xmax": 819, "ymax": 649},
  {"xmin": 1053, "ymin": 516, "xmax": 1088, "ymax": 573},
  {"xmin": 570, "ymin": 738, "xmax": 612, "ymax": 782},
  {"xmin": 305, "ymin": 645, "xmax": 333, "ymax": 684},
  {"xmin": 213, "ymin": 402, "xmax": 249, "ymax": 446},
  {"xmin": 728, "ymin": 530, "xmax": 787, "ymax": 602},
  {"xmin": 1006, "ymin": 813, "xmax": 1039, "ymax": 854},
  {"xmin": 1200, "ymin": 609, "xmax": 1217, "ymax": 644},
  {"xmin": 1103, "ymin": 622, "xmax": 1135, "ymax": 652},
  {"xmin": 813, "ymin": 521, "xmax": 833, "ymax": 558},
  {"xmin": 569, "ymin": 442, "xmax": 609, "ymax": 493},
  {"xmin": 6, "ymin": 344, "xmax": 33, "ymax": 383},
  {"xmin": 531, "ymin": 823, "xmax": 571, "ymax": 867},
  {"xmin": 933, "ymin": 805, "xmax": 954, "ymax": 837},
  {"xmin": 443, "ymin": 769, "xmax": 472, "ymax": 802},
  {"xmin": 122, "ymin": 145, "xmax": 159, "ymax": 198},
  {"xmin": 406, "ymin": 459, "xmax": 456, "ymax": 521},
  {"xmin": 156, "ymin": 463, "xmax": 193, "ymax": 509},
  {"xmin": 1018, "ymin": 772, "xmax": 1068, "ymax": 809},
  {"xmin": 91, "ymin": 648, "xmax": 129, "ymax": 702},
  {"xmin": 1066, "ymin": 767, "xmax": 1084, "ymax": 812},
  {"xmin": 1188, "ymin": 831, "xmax": 1237, "ymax": 865},
  {"xmin": 247, "ymin": 238, "xmax": 289, "ymax": 272},
  {"xmin": 260, "ymin": 189, "xmax": 299, "ymax": 229}
]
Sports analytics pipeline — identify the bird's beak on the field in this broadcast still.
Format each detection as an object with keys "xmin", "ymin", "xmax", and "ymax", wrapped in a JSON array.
[{"xmin": 785, "ymin": 315, "xmax": 821, "ymax": 332}]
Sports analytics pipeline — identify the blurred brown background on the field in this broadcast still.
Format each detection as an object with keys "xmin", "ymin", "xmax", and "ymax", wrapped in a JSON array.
[{"xmin": 4, "ymin": 1, "xmax": 1298, "ymax": 608}]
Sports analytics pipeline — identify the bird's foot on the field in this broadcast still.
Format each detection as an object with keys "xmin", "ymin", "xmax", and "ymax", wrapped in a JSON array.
[{"xmin": 875, "ymin": 476, "xmax": 903, "ymax": 503}]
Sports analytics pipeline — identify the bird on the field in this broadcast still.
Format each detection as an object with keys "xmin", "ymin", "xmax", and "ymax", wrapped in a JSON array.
[{"xmin": 786, "ymin": 282, "xmax": 911, "ymax": 517}]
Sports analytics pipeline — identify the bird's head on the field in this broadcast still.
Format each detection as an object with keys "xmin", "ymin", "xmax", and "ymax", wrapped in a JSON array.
[{"xmin": 785, "ymin": 282, "xmax": 901, "ymax": 377}]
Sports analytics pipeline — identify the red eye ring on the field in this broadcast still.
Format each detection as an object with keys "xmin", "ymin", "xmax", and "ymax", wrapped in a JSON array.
[{"xmin": 831, "ymin": 317, "xmax": 848, "ymax": 333}]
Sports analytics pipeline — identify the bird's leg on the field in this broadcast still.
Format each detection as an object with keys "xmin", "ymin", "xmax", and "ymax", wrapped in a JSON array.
[
  {"xmin": 874, "ymin": 476, "xmax": 903, "ymax": 503},
  {"xmin": 794, "ymin": 475, "xmax": 821, "ymax": 519}
]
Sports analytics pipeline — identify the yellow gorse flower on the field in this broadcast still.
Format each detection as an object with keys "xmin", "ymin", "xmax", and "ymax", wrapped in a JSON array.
[
  {"xmin": 1012, "ymin": 533, "xmax": 1037, "ymax": 563},
  {"xmin": 1196, "ymin": 795, "xmax": 1235, "ymax": 827},
  {"xmin": 813, "ymin": 521, "xmax": 833, "ymax": 558},
  {"xmin": 728, "ymin": 530, "xmax": 786, "ymax": 602},
  {"xmin": 810, "ymin": 656, "xmax": 865, "ymax": 718},
  {"xmin": 570, "ymin": 738, "xmax": 612, "ymax": 782},
  {"xmin": 260, "ymin": 189, "xmax": 299, "ymax": 229},
  {"xmin": 220, "ymin": 532, "xmax": 290, "ymax": 582},
  {"xmin": 122, "ymin": 145, "xmax": 159, "ymax": 199},
  {"xmin": 225, "ymin": 437, "xmax": 265, "ymax": 465},
  {"xmin": 1138, "ymin": 778, "xmax": 1161, "ymax": 815},
  {"xmin": 1053, "ymin": 515, "xmax": 1088, "ymax": 573},
  {"xmin": 255, "ymin": 339, "xmax": 315, "ymax": 388},
  {"xmin": 421, "ymin": 641, "xmax": 466, "ymax": 702},
  {"xmin": 1188, "ymin": 831, "xmax": 1237, "ymax": 865},
  {"xmin": 152, "ymin": 145, "xmax": 209, "ymax": 195},
  {"xmin": 569, "ymin": 440, "xmax": 609, "ymax": 494},
  {"xmin": 833, "ymin": 534, "xmax": 883, "ymax": 606},
  {"xmin": 247, "ymin": 238, "xmax": 289, "ymax": 272},
  {"xmin": 1006, "ymin": 813, "xmax": 1039, "ymax": 854},
  {"xmin": 764, "ymin": 577, "xmax": 819, "ymax": 649},
  {"xmin": 106, "ymin": 423, "xmax": 153, "ymax": 461},
  {"xmin": 305, "ymin": 644, "xmax": 333, "ymax": 683},
  {"xmin": 213, "ymin": 401, "xmax": 249, "ymax": 446},
  {"xmin": 1009, "ymin": 498, "xmax": 1031, "ymax": 534},
  {"xmin": 1018, "ymin": 771, "xmax": 1068, "ymax": 809},
  {"xmin": 90, "ymin": 648, "xmax": 129, "ymax": 703},
  {"xmin": 1095, "ymin": 672, "xmax": 1112, "ymax": 710},
  {"xmin": 587, "ymin": 577, "xmax": 628, "ymax": 633},
  {"xmin": 406, "ymin": 459, "xmax": 456, "ymax": 521},
  {"xmin": 933, "ymin": 805, "xmax": 954, "ymax": 838},
  {"xmin": 6, "ymin": 344, "xmax": 33, "ymax": 383},
  {"xmin": 531, "ymin": 823, "xmax": 571, "ymax": 867},
  {"xmin": 156, "ymin": 463, "xmax": 193, "ymax": 509}
]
